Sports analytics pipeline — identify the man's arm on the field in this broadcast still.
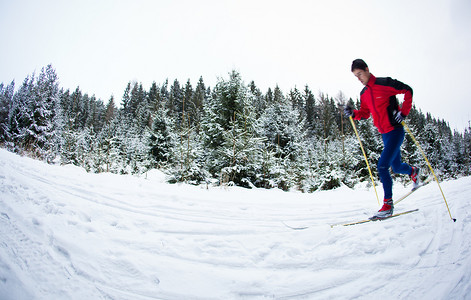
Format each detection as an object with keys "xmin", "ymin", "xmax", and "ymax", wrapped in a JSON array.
[{"xmin": 379, "ymin": 77, "xmax": 413, "ymax": 116}]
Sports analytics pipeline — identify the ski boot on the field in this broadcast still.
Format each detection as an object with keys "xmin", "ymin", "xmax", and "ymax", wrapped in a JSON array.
[
  {"xmin": 370, "ymin": 199, "xmax": 394, "ymax": 220},
  {"xmin": 411, "ymin": 166, "xmax": 420, "ymax": 190}
]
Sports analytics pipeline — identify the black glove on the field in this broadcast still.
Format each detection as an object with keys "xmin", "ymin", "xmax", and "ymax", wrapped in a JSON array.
[
  {"xmin": 344, "ymin": 106, "xmax": 354, "ymax": 118},
  {"xmin": 394, "ymin": 111, "xmax": 406, "ymax": 123}
]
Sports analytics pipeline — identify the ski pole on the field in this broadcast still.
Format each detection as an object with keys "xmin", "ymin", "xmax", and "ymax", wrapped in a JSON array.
[
  {"xmin": 401, "ymin": 121, "xmax": 456, "ymax": 222},
  {"xmin": 349, "ymin": 116, "xmax": 380, "ymax": 206}
]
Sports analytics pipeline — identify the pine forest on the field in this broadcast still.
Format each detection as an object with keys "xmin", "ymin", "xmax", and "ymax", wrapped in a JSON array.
[{"xmin": 1, "ymin": 65, "xmax": 470, "ymax": 192}]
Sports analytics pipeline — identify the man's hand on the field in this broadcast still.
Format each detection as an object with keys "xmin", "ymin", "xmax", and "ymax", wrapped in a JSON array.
[
  {"xmin": 344, "ymin": 106, "xmax": 354, "ymax": 118},
  {"xmin": 395, "ymin": 111, "xmax": 406, "ymax": 123}
]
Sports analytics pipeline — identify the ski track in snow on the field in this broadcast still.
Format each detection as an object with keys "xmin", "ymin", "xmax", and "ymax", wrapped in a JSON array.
[{"xmin": 0, "ymin": 148, "xmax": 470, "ymax": 299}]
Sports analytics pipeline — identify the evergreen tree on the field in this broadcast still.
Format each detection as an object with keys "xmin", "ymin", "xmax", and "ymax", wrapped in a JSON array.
[
  {"xmin": 104, "ymin": 96, "xmax": 117, "ymax": 124},
  {"xmin": 248, "ymin": 80, "xmax": 265, "ymax": 118},
  {"xmin": 200, "ymin": 88, "xmax": 225, "ymax": 169},
  {"xmin": 168, "ymin": 116, "xmax": 208, "ymax": 185},
  {"xmin": 148, "ymin": 107, "xmax": 174, "ymax": 166},
  {"xmin": 451, "ymin": 130, "xmax": 465, "ymax": 176},
  {"xmin": 0, "ymin": 81, "xmax": 15, "ymax": 143},
  {"xmin": 132, "ymin": 82, "xmax": 149, "ymax": 130},
  {"xmin": 95, "ymin": 118, "xmax": 121, "ymax": 173},
  {"xmin": 160, "ymin": 79, "xmax": 169, "ymax": 108},
  {"xmin": 182, "ymin": 79, "xmax": 193, "ymax": 126},
  {"xmin": 288, "ymin": 87, "xmax": 304, "ymax": 122},
  {"xmin": 87, "ymin": 95, "xmax": 106, "ymax": 131},
  {"xmin": 304, "ymin": 85, "xmax": 316, "ymax": 135},
  {"xmin": 190, "ymin": 76, "xmax": 206, "ymax": 132},
  {"xmin": 463, "ymin": 123, "xmax": 471, "ymax": 175},
  {"xmin": 168, "ymin": 79, "xmax": 184, "ymax": 125},
  {"xmin": 257, "ymin": 93, "xmax": 305, "ymax": 190},
  {"xmin": 7, "ymin": 74, "xmax": 35, "ymax": 152},
  {"xmin": 219, "ymin": 115, "xmax": 265, "ymax": 188},
  {"xmin": 6, "ymin": 65, "xmax": 59, "ymax": 160},
  {"xmin": 147, "ymin": 81, "xmax": 161, "ymax": 114},
  {"xmin": 121, "ymin": 82, "xmax": 132, "ymax": 115},
  {"xmin": 201, "ymin": 70, "xmax": 262, "ymax": 185},
  {"xmin": 320, "ymin": 93, "xmax": 339, "ymax": 141},
  {"xmin": 32, "ymin": 64, "xmax": 60, "ymax": 160},
  {"xmin": 265, "ymin": 88, "xmax": 273, "ymax": 104},
  {"xmin": 273, "ymin": 85, "xmax": 284, "ymax": 103},
  {"xmin": 64, "ymin": 87, "xmax": 84, "ymax": 130}
]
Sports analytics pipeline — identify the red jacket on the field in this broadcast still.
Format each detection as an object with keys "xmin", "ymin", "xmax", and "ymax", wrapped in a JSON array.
[{"xmin": 354, "ymin": 74, "xmax": 413, "ymax": 134}]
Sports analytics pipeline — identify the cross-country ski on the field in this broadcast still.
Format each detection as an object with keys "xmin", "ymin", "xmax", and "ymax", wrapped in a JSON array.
[
  {"xmin": 394, "ymin": 177, "xmax": 433, "ymax": 205},
  {"xmin": 331, "ymin": 209, "xmax": 419, "ymax": 227},
  {"xmin": 328, "ymin": 178, "xmax": 436, "ymax": 228}
]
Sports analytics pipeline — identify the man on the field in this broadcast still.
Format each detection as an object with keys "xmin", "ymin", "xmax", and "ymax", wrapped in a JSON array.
[{"xmin": 344, "ymin": 59, "xmax": 419, "ymax": 219}]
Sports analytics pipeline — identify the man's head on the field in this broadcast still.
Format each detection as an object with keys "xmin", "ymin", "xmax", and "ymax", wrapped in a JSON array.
[{"xmin": 351, "ymin": 59, "xmax": 371, "ymax": 86}]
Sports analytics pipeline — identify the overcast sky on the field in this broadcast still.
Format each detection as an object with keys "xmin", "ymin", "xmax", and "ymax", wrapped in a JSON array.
[{"xmin": 1, "ymin": 0, "xmax": 470, "ymax": 131}]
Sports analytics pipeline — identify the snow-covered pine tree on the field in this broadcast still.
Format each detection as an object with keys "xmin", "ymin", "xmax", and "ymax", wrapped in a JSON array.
[
  {"xmin": 200, "ymin": 88, "xmax": 224, "ymax": 176},
  {"xmin": 300, "ymin": 93, "xmax": 343, "ymax": 190},
  {"xmin": 318, "ymin": 93, "xmax": 339, "ymax": 145},
  {"xmin": 273, "ymin": 85, "xmax": 284, "ymax": 103},
  {"xmin": 438, "ymin": 120, "xmax": 454, "ymax": 177},
  {"xmin": 104, "ymin": 96, "xmax": 117, "ymax": 124},
  {"xmin": 341, "ymin": 135, "xmax": 362, "ymax": 188},
  {"xmin": 451, "ymin": 130, "xmax": 466, "ymax": 176},
  {"xmin": 160, "ymin": 79, "xmax": 169, "ymax": 107},
  {"xmin": 95, "ymin": 117, "xmax": 121, "ymax": 173},
  {"xmin": 463, "ymin": 123, "xmax": 471, "ymax": 176},
  {"xmin": 183, "ymin": 79, "xmax": 193, "ymax": 119},
  {"xmin": 148, "ymin": 107, "xmax": 175, "ymax": 168},
  {"xmin": 288, "ymin": 87, "xmax": 305, "ymax": 123},
  {"xmin": 61, "ymin": 87, "xmax": 82, "ymax": 130},
  {"xmin": 257, "ymin": 90, "xmax": 305, "ymax": 191},
  {"xmin": 201, "ymin": 70, "xmax": 264, "ymax": 187},
  {"xmin": 168, "ymin": 116, "xmax": 208, "ymax": 185},
  {"xmin": 147, "ymin": 82, "xmax": 160, "ymax": 113},
  {"xmin": 0, "ymin": 81, "xmax": 15, "ymax": 143},
  {"xmin": 218, "ymin": 111, "xmax": 265, "ymax": 188},
  {"xmin": 121, "ymin": 82, "xmax": 132, "ymax": 116},
  {"xmin": 265, "ymin": 87, "xmax": 274, "ymax": 104},
  {"xmin": 131, "ymin": 82, "xmax": 150, "ymax": 131},
  {"xmin": 248, "ymin": 80, "xmax": 266, "ymax": 118},
  {"xmin": 168, "ymin": 79, "xmax": 184, "ymax": 126},
  {"xmin": 304, "ymin": 85, "xmax": 316, "ymax": 137},
  {"xmin": 421, "ymin": 119, "xmax": 445, "ymax": 177},
  {"xmin": 86, "ymin": 95, "xmax": 105, "ymax": 132},
  {"xmin": 6, "ymin": 65, "xmax": 59, "ymax": 160},
  {"xmin": 7, "ymin": 74, "xmax": 35, "ymax": 152},
  {"xmin": 189, "ymin": 76, "xmax": 206, "ymax": 132},
  {"xmin": 57, "ymin": 106, "xmax": 81, "ymax": 166}
]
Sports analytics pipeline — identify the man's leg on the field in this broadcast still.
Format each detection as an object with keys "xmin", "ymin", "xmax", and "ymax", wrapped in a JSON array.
[
  {"xmin": 378, "ymin": 127, "xmax": 407, "ymax": 199},
  {"xmin": 390, "ymin": 129, "xmax": 412, "ymax": 176},
  {"xmin": 373, "ymin": 128, "xmax": 407, "ymax": 218}
]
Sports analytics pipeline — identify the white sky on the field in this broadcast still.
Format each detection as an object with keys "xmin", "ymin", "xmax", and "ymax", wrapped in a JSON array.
[{"xmin": 1, "ymin": 0, "xmax": 470, "ymax": 131}]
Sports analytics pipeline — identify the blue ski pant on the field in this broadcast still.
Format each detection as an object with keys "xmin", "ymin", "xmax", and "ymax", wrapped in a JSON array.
[{"xmin": 378, "ymin": 126, "xmax": 412, "ymax": 200}]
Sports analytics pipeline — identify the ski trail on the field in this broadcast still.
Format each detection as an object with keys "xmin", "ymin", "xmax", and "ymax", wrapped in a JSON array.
[{"xmin": 0, "ymin": 210, "xmax": 101, "ymax": 299}]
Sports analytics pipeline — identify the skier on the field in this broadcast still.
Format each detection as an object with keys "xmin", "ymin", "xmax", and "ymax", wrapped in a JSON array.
[{"xmin": 344, "ymin": 59, "xmax": 419, "ymax": 219}]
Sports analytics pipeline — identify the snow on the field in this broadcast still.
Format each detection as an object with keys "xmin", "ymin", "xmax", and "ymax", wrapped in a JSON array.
[{"xmin": 0, "ymin": 148, "xmax": 470, "ymax": 300}]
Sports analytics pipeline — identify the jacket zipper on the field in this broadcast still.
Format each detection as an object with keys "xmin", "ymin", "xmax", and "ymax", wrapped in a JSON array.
[{"xmin": 369, "ymin": 85, "xmax": 385, "ymax": 133}]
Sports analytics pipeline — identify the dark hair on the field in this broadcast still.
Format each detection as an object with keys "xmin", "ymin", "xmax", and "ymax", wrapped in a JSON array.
[{"xmin": 351, "ymin": 59, "xmax": 368, "ymax": 72}]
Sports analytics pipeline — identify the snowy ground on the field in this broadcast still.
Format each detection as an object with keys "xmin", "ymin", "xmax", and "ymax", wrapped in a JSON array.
[{"xmin": 0, "ymin": 148, "xmax": 470, "ymax": 300}]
